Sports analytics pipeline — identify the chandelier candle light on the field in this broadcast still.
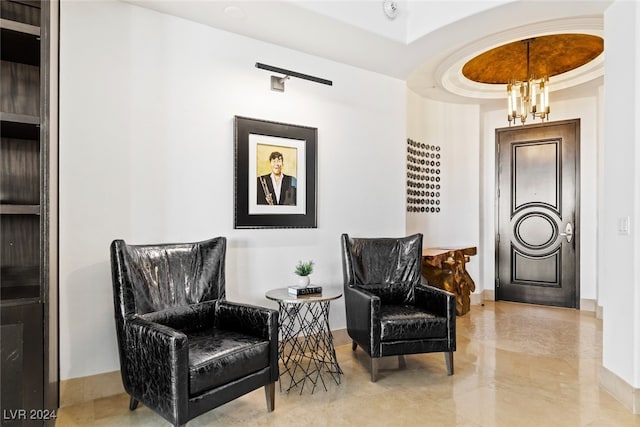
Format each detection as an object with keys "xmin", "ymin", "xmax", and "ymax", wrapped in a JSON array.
[{"xmin": 507, "ymin": 38, "xmax": 550, "ymax": 125}]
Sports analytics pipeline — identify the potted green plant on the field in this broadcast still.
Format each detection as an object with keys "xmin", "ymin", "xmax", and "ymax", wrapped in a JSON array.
[{"xmin": 294, "ymin": 260, "xmax": 314, "ymax": 287}]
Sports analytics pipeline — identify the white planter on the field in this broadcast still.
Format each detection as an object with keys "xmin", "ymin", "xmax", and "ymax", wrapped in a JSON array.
[{"xmin": 296, "ymin": 275, "xmax": 311, "ymax": 287}]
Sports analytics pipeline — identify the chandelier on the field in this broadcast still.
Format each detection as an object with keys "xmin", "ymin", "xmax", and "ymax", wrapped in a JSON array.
[{"xmin": 507, "ymin": 39, "xmax": 550, "ymax": 125}]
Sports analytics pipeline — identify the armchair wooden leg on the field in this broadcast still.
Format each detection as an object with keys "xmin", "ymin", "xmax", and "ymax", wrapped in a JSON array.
[
  {"xmin": 129, "ymin": 397, "xmax": 139, "ymax": 411},
  {"xmin": 398, "ymin": 355, "xmax": 406, "ymax": 369},
  {"xmin": 264, "ymin": 382, "xmax": 275, "ymax": 412},
  {"xmin": 370, "ymin": 357, "xmax": 379, "ymax": 382},
  {"xmin": 352, "ymin": 341, "xmax": 358, "ymax": 351},
  {"xmin": 444, "ymin": 352, "xmax": 454, "ymax": 375}
]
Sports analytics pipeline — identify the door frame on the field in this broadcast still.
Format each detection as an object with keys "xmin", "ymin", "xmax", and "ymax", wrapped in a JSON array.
[{"xmin": 494, "ymin": 118, "xmax": 581, "ymax": 308}]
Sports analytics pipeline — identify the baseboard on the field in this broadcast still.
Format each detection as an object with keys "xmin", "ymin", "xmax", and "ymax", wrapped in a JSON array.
[
  {"xmin": 60, "ymin": 370, "xmax": 125, "ymax": 407},
  {"xmin": 482, "ymin": 289, "xmax": 495, "ymax": 302},
  {"xmin": 600, "ymin": 365, "xmax": 640, "ymax": 414},
  {"xmin": 476, "ymin": 292, "xmax": 600, "ymax": 315},
  {"xmin": 469, "ymin": 290, "xmax": 495, "ymax": 306},
  {"xmin": 580, "ymin": 298, "xmax": 597, "ymax": 312}
]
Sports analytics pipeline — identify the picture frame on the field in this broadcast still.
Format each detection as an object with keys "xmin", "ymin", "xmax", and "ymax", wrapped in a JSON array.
[{"xmin": 234, "ymin": 116, "xmax": 318, "ymax": 229}]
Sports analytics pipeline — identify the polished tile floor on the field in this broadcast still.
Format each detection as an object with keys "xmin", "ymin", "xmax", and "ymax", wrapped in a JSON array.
[{"xmin": 57, "ymin": 301, "xmax": 640, "ymax": 426}]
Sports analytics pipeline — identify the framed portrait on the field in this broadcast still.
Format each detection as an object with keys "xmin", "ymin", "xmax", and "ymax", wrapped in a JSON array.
[{"xmin": 234, "ymin": 116, "xmax": 317, "ymax": 228}]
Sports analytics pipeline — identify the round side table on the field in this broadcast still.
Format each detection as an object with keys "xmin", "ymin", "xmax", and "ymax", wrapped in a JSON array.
[{"xmin": 265, "ymin": 286, "xmax": 343, "ymax": 394}]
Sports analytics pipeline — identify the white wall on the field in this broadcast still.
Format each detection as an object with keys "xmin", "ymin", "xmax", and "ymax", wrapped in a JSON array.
[
  {"xmin": 59, "ymin": 1, "xmax": 406, "ymax": 379},
  {"xmin": 406, "ymin": 89, "xmax": 480, "ymax": 287},
  {"xmin": 479, "ymin": 92, "xmax": 600, "ymax": 303},
  {"xmin": 601, "ymin": 0, "xmax": 639, "ymax": 388}
]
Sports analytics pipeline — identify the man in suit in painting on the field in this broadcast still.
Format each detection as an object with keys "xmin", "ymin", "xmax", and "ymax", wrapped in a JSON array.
[{"xmin": 257, "ymin": 151, "xmax": 297, "ymax": 205}]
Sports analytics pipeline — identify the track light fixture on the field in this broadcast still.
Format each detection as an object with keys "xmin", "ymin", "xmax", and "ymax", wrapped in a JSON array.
[{"xmin": 255, "ymin": 63, "xmax": 332, "ymax": 93}]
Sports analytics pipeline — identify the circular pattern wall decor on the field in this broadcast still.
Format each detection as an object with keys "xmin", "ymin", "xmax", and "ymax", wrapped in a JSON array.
[{"xmin": 406, "ymin": 138, "xmax": 441, "ymax": 214}]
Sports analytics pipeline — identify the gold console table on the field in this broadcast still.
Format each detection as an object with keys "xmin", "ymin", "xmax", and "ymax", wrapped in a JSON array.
[{"xmin": 421, "ymin": 246, "xmax": 477, "ymax": 316}]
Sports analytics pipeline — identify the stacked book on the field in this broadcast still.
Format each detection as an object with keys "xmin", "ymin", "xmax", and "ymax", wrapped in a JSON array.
[{"xmin": 287, "ymin": 285, "xmax": 322, "ymax": 296}]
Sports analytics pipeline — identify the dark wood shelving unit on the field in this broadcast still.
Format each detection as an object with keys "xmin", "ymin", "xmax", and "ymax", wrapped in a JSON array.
[{"xmin": 1, "ymin": 0, "xmax": 58, "ymax": 424}]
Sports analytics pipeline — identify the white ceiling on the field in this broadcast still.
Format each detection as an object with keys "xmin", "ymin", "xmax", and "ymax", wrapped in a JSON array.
[{"xmin": 123, "ymin": 0, "xmax": 611, "ymax": 103}]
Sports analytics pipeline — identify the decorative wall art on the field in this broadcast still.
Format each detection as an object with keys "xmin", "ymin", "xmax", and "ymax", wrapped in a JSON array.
[
  {"xmin": 234, "ymin": 116, "xmax": 318, "ymax": 228},
  {"xmin": 406, "ymin": 138, "xmax": 441, "ymax": 214}
]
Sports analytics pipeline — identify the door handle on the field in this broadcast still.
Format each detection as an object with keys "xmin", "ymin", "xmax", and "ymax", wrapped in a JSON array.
[{"xmin": 560, "ymin": 222, "xmax": 573, "ymax": 243}]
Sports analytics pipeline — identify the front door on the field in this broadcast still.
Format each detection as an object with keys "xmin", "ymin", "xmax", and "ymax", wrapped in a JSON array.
[{"xmin": 496, "ymin": 119, "xmax": 579, "ymax": 308}]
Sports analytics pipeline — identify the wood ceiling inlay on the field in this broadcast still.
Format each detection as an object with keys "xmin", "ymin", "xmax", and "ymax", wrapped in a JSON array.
[{"xmin": 462, "ymin": 34, "xmax": 603, "ymax": 84}]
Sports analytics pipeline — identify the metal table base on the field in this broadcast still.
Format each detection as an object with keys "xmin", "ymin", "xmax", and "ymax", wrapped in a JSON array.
[{"xmin": 266, "ymin": 287, "xmax": 343, "ymax": 394}]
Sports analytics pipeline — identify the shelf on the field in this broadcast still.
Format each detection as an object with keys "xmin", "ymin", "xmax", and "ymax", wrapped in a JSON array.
[
  {"xmin": 0, "ymin": 22, "xmax": 40, "ymax": 66},
  {"xmin": 11, "ymin": 1, "xmax": 42, "ymax": 9},
  {"xmin": 0, "ymin": 111, "xmax": 39, "ymax": 124},
  {"xmin": 1, "ymin": 286, "xmax": 40, "ymax": 303},
  {"xmin": 1, "ymin": 112, "xmax": 40, "ymax": 139},
  {"xmin": 0, "ymin": 18, "xmax": 39, "ymax": 35},
  {"xmin": 1, "ymin": 266, "xmax": 40, "ymax": 302},
  {"xmin": 0, "ymin": 204, "xmax": 40, "ymax": 214},
  {"xmin": 1, "ymin": 120, "xmax": 40, "ymax": 139}
]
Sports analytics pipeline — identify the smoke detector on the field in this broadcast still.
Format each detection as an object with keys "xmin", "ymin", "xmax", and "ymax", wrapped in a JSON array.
[{"xmin": 382, "ymin": 1, "xmax": 398, "ymax": 20}]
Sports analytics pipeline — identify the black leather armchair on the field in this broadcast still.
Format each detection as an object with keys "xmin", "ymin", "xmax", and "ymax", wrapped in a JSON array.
[
  {"xmin": 110, "ymin": 237, "xmax": 279, "ymax": 426},
  {"xmin": 341, "ymin": 233, "xmax": 456, "ymax": 382}
]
